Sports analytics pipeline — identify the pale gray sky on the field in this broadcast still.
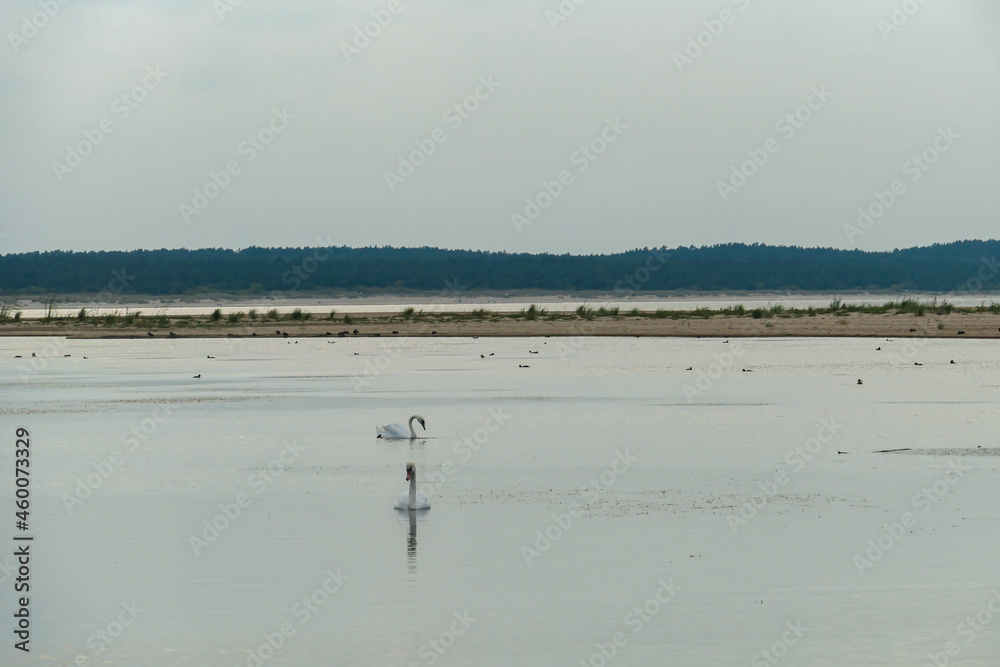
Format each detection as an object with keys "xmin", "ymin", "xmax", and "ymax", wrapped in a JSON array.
[{"xmin": 1, "ymin": 0, "xmax": 998, "ymax": 255}]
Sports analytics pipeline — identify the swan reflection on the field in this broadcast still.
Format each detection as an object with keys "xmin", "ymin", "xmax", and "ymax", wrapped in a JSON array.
[
  {"xmin": 393, "ymin": 462, "xmax": 430, "ymax": 575},
  {"xmin": 407, "ymin": 511, "xmax": 417, "ymax": 574}
]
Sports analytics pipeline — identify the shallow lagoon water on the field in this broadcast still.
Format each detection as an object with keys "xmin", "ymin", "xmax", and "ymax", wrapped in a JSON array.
[{"xmin": 2, "ymin": 335, "xmax": 1000, "ymax": 665}]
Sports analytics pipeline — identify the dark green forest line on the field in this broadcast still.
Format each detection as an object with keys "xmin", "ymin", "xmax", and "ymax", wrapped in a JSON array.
[{"xmin": 1, "ymin": 242, "xmax": 999, "ymax": 296}]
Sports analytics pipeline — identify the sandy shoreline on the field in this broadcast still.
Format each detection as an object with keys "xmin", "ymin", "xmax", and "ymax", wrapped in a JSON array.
[{"xmin": 3, "ymin": 311, "xmax": 1000, "ymax": 339}]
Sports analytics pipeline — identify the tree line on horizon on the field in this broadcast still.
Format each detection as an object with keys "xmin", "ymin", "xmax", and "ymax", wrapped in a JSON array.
[{"xmin": 0, "ymin": 241, "xmax": 998, "ymax": 297}]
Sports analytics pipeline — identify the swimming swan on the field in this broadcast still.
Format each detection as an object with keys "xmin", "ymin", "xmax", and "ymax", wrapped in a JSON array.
[
  {"xmin": 394, "ymin": 462, "xmax": 431, "ymax": 510},
  {"xmin": 377, "ymin": 415, "xmax": 426, "ymax": 440}
]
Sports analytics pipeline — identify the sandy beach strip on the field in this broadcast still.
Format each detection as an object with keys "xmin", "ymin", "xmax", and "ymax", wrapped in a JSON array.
[{"xmin": 3, "ymin": 311, "xmax": 1000, "ymax": 339}]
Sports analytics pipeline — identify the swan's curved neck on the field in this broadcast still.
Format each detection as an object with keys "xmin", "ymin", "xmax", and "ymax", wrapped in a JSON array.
[
  {"xmin": 407, "ymin": 415, "xmax": 417, "ymax": 438},
  {"xmin": 409, "ymin": 470, "xmax": 417, "ymax": 505}
]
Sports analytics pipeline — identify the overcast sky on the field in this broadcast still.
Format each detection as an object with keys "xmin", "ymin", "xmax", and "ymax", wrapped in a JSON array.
[{"xmin": 1, "ymin": 0, "xmax": 998, "ymax": 255}]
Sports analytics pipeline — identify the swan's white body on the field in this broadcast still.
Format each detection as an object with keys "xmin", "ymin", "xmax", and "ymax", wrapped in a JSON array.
[
  {"xmin": 394, "ymin": 462, "xmax": 430, "ymax": 510},
  {"xmin": 377, "ymin": 415, "xmax": 426, "ymax": 440}
]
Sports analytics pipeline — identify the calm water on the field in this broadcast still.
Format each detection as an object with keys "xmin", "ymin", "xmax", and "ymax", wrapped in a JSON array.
[{"xmin": 2, "ymin": 335, "xmax": 999, "ymax": 666}]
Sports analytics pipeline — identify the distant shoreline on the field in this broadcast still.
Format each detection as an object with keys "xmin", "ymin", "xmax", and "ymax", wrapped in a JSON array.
[{"xmin": 3, "ymin": 304, "xmax": 1000, "ymax": 339}]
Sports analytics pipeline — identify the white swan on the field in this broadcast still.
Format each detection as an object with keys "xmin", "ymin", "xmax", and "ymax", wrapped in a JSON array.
[
  {"xmin": 376, "ymin": 415, "xmax": 426, "ymax": 440},
  {"xmin": 394, "ymin": 462, "xmax": 431, "ymax": 510}
]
